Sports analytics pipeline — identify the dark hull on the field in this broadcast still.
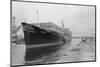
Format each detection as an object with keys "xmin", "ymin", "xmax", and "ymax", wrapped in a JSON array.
[
  {"xmin": 22, "ymin": 23, "xmax": 65, "ymax": 45},
  {"xmin": 22, "ymin": 23, "xmax": 67, "ymax": 64}
]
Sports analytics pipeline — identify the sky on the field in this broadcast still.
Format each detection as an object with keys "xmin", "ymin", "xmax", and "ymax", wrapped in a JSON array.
[{"xmin": 12, "ymin": 1, "xmax": 95, "ymax": 37}]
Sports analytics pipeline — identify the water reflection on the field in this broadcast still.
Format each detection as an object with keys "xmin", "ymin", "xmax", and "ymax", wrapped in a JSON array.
[
  {"xmin": 24, "ymin": 38, "xmax": 95, "ymax": 65},
  {"xmin": 25, "ymin": 40, "xmax": 71, "ymax": 65}
]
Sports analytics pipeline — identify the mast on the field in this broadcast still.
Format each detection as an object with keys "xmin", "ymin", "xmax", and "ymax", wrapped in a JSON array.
[
  {"xmin": 61, "ymin": 20, "xmax": 66, "ymax": 35},
  {"xmin": 61, "ymin": 20, "xmax": 64, "ymax": 29},
  {"xmin": 37, "ymin": 10, "xmax": 41, "ymax": 27},
  {"xmin": 36, "ymin": 10, "xmax": 39, "ymax": 23},
  {"xmin": 12, "ymin": 16, "xmax": 16, "ymax": 28}
]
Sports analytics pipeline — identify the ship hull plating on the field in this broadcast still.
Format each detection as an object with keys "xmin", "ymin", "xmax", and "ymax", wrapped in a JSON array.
[
  {"xmin": 22, "ymin": 23, "xmax": 64, "ymax": 45},
  {"xmin": 22, "ymin": 22, "xmax": 67, "ymax": 63}
]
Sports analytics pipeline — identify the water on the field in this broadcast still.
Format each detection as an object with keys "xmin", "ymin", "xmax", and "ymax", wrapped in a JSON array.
[{"xmin": 11, "ymin": 38, "xmax": 95, "ymax": 66}]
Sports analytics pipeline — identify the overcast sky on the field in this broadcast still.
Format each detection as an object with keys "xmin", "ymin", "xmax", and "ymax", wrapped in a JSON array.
[{"xmin": 12, "ymin": 1, "xmax": 95, "ymax": 37}]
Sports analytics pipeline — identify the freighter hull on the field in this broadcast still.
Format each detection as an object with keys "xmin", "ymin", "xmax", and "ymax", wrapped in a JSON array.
[
  {"xmin": 22, "ymin": 22, "xmax": 67, "ymax": 63},
  {"xmin": 22, "ymin": 23, "xmax": 64, "ymax": 45}
]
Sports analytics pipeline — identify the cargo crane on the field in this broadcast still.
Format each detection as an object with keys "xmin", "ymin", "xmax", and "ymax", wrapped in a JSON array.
[{"xmin": 12, "ymin": 16, "xmax": 23, "ymax": 44}]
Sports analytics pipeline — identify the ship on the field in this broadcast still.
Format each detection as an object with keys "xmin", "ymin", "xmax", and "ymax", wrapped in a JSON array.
[
  {"xmin": 11, "ymin": 11, "xmax": 72, "ymax": 65},
  {"xmin": 22, "ymin": 22, "xmax": 68, "ymax": 62},
  {"xmin": 21, "ymin": 10, "xmax": 71, "ymax": 63},
  {"xmin": 22, "ymin": 22, "xmax": 66, "ymax": 45}
]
